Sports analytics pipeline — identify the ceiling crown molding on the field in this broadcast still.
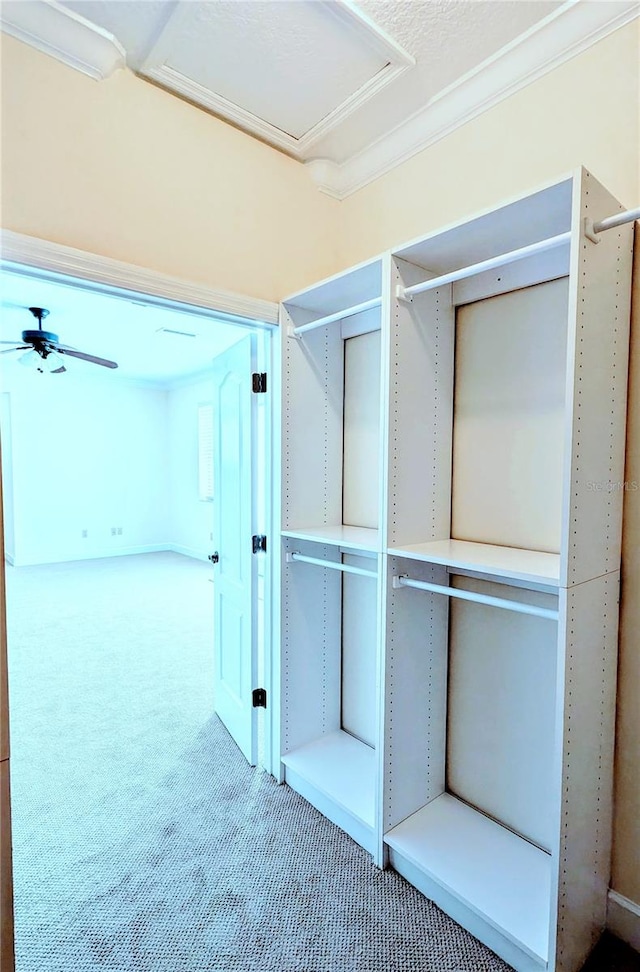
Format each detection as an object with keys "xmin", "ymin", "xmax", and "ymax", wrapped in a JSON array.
[
  {"xmin": 306, "ymin": 0, "xmax": 640, "ymax": 200},
  {"xmin": 0, "ymin": 0, "xmax": 125, "ymax": 80}
]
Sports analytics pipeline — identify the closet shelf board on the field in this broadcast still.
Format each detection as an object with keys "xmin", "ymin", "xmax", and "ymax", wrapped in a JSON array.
[
  {"xmin": 385, "ymin": 793, "xmax": 551, "ymax": 965},
  {"xmin": 282, "ymin": 525, "xmax": 380, "ymax": 553},
  {"xmin": 389, "ymin": 539, "xmax": 560, "ymax": 587},
  {"xmin": 282, "ymin": 730, "xmax": 376, "ymax": 829}
]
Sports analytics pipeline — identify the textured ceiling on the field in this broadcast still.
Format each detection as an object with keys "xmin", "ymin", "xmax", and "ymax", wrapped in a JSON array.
[
  {"xmin": 61, "ymin": 0, "xmax": 174, "ymax": 63},
  {"xmin": 324, "ymin": 0, "xmax": 563, "ymax": 158},
  {"xmin": 2, "ymin": 0, "xmax": 635, "ymax": 195},
  {"xmin": 51, "ymin": 0, "xmax": 564, "ymax": 159}
]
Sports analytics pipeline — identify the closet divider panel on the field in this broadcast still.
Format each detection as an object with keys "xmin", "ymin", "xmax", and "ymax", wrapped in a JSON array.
[
  {"xmin": 388, "ymin": 258, "xmax": 455, "ymax": 550},
  {"xmin": 341, "ymin": 552, "xmax": 378, "ymax": 747},
  {"xmin": 343, "ymin": 330, "xmax": 381, "ymax": 530},
  {"xmin": 281, "ymin": 310, "xmax": 344, "ymax": 531},
  {"xmin": 550, "ymin": 571, "xmax": 621, "ymax": 972},
  {"xmin": 383, "ymin": 555, "xmax": 449, "ymax": 832},
  {"xmin": 280, "ymin": 539, "xmax": 342, "ymax": 754},
  {"xmin": 560, "ymin": 169, "xmax": 634, "ymax": 587}
]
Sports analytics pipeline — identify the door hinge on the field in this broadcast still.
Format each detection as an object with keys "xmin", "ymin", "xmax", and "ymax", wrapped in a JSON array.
[
  {"xmin": 252, "ymin": 688, "xmax": 267, "ymax": 708},
  {"xmin": 252, "ymin": 372, "xmax": 267, "ymax": 393},
  {"xmin": 252, "ymin": 534, "xmax": 267, "ymax": 553}
]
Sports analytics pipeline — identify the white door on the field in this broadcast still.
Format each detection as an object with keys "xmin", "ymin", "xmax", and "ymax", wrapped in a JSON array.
[{"xmin": 212, "ymin": 334, "xmax": 258, "ymax": 764}]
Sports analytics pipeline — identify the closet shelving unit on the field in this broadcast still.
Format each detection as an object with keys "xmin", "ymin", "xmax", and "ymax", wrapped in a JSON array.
[
  {"xmin": 383, "ymin": 168, "xmax": 633, "ymax": 972},
  {"xmin": 278, "ymin": 168, "xmax": 635, "ymax": 971},
  {"xmin": 279, "ymin": 257, "xmax": 387, "ymax": 861}
]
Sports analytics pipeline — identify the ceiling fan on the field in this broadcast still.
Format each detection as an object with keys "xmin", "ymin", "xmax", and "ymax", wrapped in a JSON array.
[{"xmin": 0, "ymin": 307, "xmax": 118, "ymax": 373}]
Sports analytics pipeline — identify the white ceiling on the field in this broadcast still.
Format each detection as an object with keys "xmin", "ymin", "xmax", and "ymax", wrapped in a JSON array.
[
  {"xmin": 0, "ymin": 270, "xmax": 248, "ymax": 385},
  {"xmin": 1, "ymin": 0, "xmax": 638, "ymax": 197}
]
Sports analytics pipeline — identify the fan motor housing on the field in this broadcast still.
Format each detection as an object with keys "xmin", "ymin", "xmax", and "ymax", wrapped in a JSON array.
[{"xmin": 22, "ymin": 329, "xmax": 59, "ymax": 346}]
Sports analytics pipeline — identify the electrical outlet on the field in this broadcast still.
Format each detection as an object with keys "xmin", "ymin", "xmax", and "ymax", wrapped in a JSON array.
[
  {"xmin": 111, "ymin": 527, "xmax": 117, "ymax": 536},
  {"xmin": 117, "ymin": 527, "xmax": 123, "ymax": 536},
  {"xmin": 82, "ymin": 529, "xmax": 88, "ymax": 538}
]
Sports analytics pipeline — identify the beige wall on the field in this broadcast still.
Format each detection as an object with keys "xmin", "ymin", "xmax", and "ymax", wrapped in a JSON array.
[
  {"xmin": 1, "ymin": 16, "xmax": 639, "ymax": 913},
  {"xmin": 0, "ymin": 35, "xmax": 339, "ymax": 302}
]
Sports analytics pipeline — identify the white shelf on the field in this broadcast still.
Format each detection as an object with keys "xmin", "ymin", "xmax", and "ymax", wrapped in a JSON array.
[
  {"xmin": 282, "ymin": 257, "xmax": 382, "ymax": 318},
  {"xmin": 282, "ymin": 525, "xmax": 379, "ymax": 553},
  {"xmin": 282, "ymin": 730, "xmax": 376, "ymax": 829},
  {"xmin": 389, "ymin": 539, "xmax": 560, "ymax": 587},
  {"xmin": 385, "ymin": 794, "xmax": 550, "ymax": 965},
  {"xmin": 392, "ymin": 179, "xmax": 572, "ymax": 278}
]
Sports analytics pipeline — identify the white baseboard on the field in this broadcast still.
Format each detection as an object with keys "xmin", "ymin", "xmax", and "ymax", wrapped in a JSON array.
[
  {"xmin": 10, "ymin": 544, "xmax": 213, "ymax": 567},
  {"xmin": 166, "ymin": 543, "xmax": 210, "ymax": 563},
  {"xmin": 11, "ymin": 544, "xmax": 170, "ymax": 567},
  {"xmin": 607, "ymin": 890, "xmax": 640, "ymax": 952}
]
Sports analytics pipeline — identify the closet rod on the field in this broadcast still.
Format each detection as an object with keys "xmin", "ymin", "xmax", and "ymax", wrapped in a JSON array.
[
  {"xmin": 592, "ymin": 207, "xmax": 640, "ymax": 234},
  {"xmin": 393, "ymin": 575, "xmax": 558, "ymax": 621},
  {"xmin": 398, "ymin": 232, "xmax": 571, "ymax": 301},
  {"xmin": 290, "ymin": 296, "xmax": 382, "ymax": 337},
  {"xmin": 584, "ymin": 206, "xmax": 640, "ymax": 243},
  {"xmin": 287, "ymin": 551, "xmax": 377, "ymax": 578}
]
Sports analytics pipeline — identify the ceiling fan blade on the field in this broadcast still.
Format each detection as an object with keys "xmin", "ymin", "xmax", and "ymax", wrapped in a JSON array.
[
  {"xmin": 51, "ymin": 365, "xmax": 67, "ymax": 374},
  {"xmin": 0, "ymin": 341, "xmax": 27, "ymax": 346},
  {"xmin": 0, "ymin": 346, "xmax": 28, "ymax": 354},
  {"xmin": 58, "ymin": 348, "xmax": 118, "ymax": 369}
]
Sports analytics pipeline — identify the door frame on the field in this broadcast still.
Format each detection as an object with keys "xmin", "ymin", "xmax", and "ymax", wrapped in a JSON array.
[{"xmin": 0, "ymin": 230, "xmax": 281, "ymax": 958}]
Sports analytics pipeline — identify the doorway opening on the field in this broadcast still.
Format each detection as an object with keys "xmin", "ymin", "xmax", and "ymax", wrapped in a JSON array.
[{"xmin": 0, "ymin": 260, "xmax": 276, "ymax": 970}]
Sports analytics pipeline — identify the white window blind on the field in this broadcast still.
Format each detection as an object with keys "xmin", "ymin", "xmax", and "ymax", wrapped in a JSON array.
[{"xmin": 198, "ymin": 403, "xmax": 214, "ymax": 502}]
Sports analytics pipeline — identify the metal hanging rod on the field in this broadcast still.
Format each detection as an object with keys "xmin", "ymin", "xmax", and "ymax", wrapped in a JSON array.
[
  {"xmin": 397, "ymin": 205, "xmax": 638, "ymax": 301},
  {"xmin": 290, "ymin": 296, "xmax": 382, "ymax": 338},
  {"xmin": 585, "ymin": 206, "xmax": 640, "ymax": 242},
  {"xmin": 392, "ymin": 574, "xmax": 558, "ymax": 621},
  {"xmin": 396, "ymin": 233, "xmax": 571, "ymax": 302},
  {"xmin": 287, "ymin": 551, "xmax": 377, "ymax": 578}
]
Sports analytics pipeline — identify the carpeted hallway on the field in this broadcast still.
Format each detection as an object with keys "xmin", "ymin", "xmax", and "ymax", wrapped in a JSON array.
[{"xmin": 5, "ymin": 552, "xmax": 523, "ymax": 970}]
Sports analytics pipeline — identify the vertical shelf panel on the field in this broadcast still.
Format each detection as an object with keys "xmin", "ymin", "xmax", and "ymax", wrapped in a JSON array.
[
  {"xmin": 343, "ymin": 330, "xmax": 381, "ymax": 529},
  {"xmin": 388, "ymin": 258, "xmax": 454, "ymax": 549},
  {"xmin": 341, "ymin": 553, "xmax": 378, "ymax": 748},
  {"xmin": 561, "ymin": 168, "xmax": 634, "ymax": 587},
  {"xmin": 281, "ymin": 539, "xmax": 342, "ymax": 754},
  {"xmin": 281, "ymin": 312, "xmax": 344, "ymax": 531},
  {"xmin": 550, "ymin": 571, "xmax": 621, "ymax": 972},
  {"xmin": 383, "ymin": 555, "xmax": 449, "ymax": 831}
]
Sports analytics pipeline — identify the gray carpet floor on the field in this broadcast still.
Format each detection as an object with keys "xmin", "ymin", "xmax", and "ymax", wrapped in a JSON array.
[{"xmin": 6, "ymin": 552, "xmax": 515, "ymax": 971}]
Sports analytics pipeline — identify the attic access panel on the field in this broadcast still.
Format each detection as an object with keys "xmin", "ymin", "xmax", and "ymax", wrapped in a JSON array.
[{"xmin": 138, "ymin": 0, "xmax": 413, "ymax": 151}]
